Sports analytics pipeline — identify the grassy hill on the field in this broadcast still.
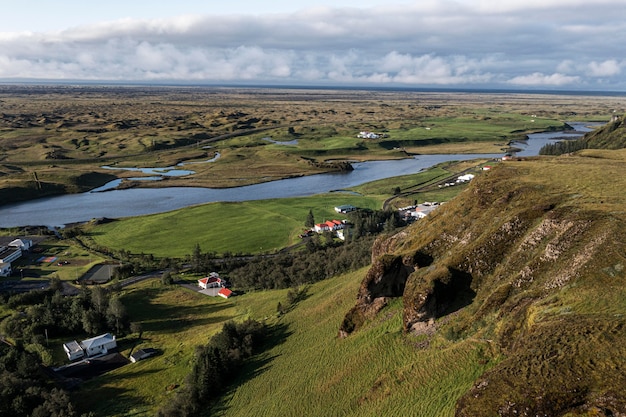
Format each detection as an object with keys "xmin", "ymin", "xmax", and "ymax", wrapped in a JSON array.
[
  {"xmin": 583, "ymin": 115, "xmax": 626, "ymax": 149},
  {"xmin": 341, "ymin": 149, "xmax": 626, "ymax": 416}
]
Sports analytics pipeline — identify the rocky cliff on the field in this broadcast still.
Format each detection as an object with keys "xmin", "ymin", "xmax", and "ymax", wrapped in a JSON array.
[{"xmin": 340, "ymin": 150, "xmax": 626, "ymax": 416}]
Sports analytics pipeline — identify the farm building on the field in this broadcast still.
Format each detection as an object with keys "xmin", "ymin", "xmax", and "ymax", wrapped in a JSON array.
[
  {"xmin": 9, "ymin": 238, "xmax": 33, "ymax": 251},
  {"xmin": 198, "ymin": 272, "xmax": 224, "ymax": 289},
  {"xmin": 314, "ymin": 220, "xmax": 344, "ymax": 233},
  {"xmin": 0, "ymin": 246, "xmax": 22, "ymax": 265},
  {"xmin": 334, "ymin": 205, "xmax": 357, "ymax": 214},
  {"xmin": 130, "ymin": 348, "xmax": 158, "ymax": 363},
  {"xmin": 218, "ymin": 288, "xmax": 233, "ymax": 299},
  {"xmin": 63, "ymin": 340, "xmax": 85, "ymax": 361}
]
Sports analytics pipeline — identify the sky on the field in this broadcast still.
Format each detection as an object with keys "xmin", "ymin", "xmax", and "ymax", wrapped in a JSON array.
[{"xmin": 0, "ymin": 0, "xmax": 625, "ymax": 91}]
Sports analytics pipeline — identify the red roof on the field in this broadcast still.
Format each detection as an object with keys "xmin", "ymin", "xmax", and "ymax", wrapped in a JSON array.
[
  {"xmin": 198, "ymin": 277, "xmax": 209, "ymax": 285},
  {"xmin": 218, "ymin": 288, "xmax": 233, "ymax": 298}
]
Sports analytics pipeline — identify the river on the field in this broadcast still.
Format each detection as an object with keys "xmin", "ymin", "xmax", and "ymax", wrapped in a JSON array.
[{"xmin": 0, "ymin": 123, "xmax": 595, "ymax": 228}]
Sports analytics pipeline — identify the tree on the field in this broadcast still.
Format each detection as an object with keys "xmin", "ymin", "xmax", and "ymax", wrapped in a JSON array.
[
  {"xmin": 130, "ymin": 322, "xmax": 143, "ymax": 339},
  {"xmin": 107, "ymin": 296, "xmax": 128, "ymax": 335},
  {"xmin": 192, "ymin": 243, "xmax": 202, "ymax": 273},
  {"xmin": 305, "ymin": 209, "xmax": 315, "ymax": 229},
  {"xmin": 161, "ymin": 270, "xmax": 173, "ymax": 285}
]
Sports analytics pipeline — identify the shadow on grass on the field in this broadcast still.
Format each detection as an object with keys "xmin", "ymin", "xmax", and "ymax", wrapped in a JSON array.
[{"xmin": 122, "ymin": 285, "xmax": 236, "ymax": 334}]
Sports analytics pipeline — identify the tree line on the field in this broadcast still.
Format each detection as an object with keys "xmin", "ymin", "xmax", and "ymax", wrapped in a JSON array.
[
  {"xmin": 226, "ymin": 236, "xmax": 375, "ymax": 290},
  {"xmin": 539, "ymin": 138, "xmax": 588, "ymax": 155},
  {"xmin": 157, "ymin": 319, "xmax": 267, "ymax": 417}
]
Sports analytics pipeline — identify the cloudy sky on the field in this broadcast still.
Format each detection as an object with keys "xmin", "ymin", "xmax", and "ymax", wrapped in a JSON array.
[{"xmin": 1, "ymin": 0, "xmax": 625, "ymax": 90}]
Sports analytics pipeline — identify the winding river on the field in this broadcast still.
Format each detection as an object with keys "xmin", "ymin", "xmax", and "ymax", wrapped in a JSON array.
[{"xmin": 0, "ymin": 123, "xmax": 595, "ymax": 228}]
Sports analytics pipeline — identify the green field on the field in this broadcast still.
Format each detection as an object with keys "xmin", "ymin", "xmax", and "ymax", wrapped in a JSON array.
[{"xmin": 88, "ymin": 195, "xmax": 383, "ymax": 257}]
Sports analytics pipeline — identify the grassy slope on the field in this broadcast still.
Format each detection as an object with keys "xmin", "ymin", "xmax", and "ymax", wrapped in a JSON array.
[
  {"xmin": 75, "ymin": 151, "xmax": 626, "ymax": 417},
  {"xmin": 384, "ymin": 150, "xmax": 626, "ymax": 415},
  {"xmin": 75, "ymin": 279, "xmax": 293, "ymax": 416},
  {"xmin": 75, "ymin": 269, "xmax": 492, "ymax": 417},
  {"xmin": 218, "ymin": 272, "xmax": 491, "ymax": 417}
]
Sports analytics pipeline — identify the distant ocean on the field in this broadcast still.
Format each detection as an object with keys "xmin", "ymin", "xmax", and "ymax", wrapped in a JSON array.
[{"xmin": 0, "ymin": 81, "xmax": 624, "ymax": 97}]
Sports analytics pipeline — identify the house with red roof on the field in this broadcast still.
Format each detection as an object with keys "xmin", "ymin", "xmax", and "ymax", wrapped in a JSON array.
[
  {"xmin": 314, "ymin": 219, "xmax": 344, "ymax": 233},
  {"xmin": 198, "ymin": 272, "xmax": 224, "ymax": 289}
]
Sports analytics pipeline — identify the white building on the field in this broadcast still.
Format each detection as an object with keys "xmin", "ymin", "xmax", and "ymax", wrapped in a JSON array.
[
  {"xmin": 0, "ymin": 246, "xmax": 22, "ymax": 265},
  {"xmin": 9, "ymin": 238, "xmax": 33, "ymax": 251},
  {"xmin": 63, "ymin": 333, "xmax": 117, "ymax": 361},
  {"xmin": 63, "ymin": 340, "xmax": 85, "ymax": 361}
]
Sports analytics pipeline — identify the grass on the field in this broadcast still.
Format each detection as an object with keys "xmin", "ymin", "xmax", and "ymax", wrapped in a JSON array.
[
  {"xmin": 88, "ymin": 194, "xmax": 383, "ymax": 257},
  {"xmin": 218, "ymin": 272, "xmax": 492, "ymax": 417},
  {"xmin": 73, "ymin": 268, "xmax": 494, "ymax": 417},
  {"xmin": 74, "ymin": 280, "xmax": 250, "ymax": 416}
]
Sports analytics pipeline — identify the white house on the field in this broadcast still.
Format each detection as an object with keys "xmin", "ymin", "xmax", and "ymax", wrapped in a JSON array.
[
  {"xmin": 357, "ymin": 131, "xmax": 381, "ymax": 139},
  {"xmin": 456, "ymin": 174, "xmax": 475, "ymax": 183},
  {"xmin": 198, "ymin": 272, "xmax": 224, "ymax": 289},
  {"xmin": 80, "ymin": 333, "xmax": 117, "ymax": 358},
  {"xmin": 314, "ymin": 220, "xmax": 344, "ymax": 233}
]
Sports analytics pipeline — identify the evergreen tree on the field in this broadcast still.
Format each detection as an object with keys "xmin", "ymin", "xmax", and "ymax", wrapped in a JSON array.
[{"xmin": 305, "ymin": 209, "xmax": 315, "ymax": 228}]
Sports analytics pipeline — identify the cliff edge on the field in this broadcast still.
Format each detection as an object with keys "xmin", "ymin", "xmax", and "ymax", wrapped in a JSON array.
[{"xmin": 340, "ymin": 149, "xmax": 626, "ymax": 416}]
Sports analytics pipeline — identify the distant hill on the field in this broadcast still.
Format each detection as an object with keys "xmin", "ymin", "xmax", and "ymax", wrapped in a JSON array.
[
  {"xmin": 582, "ymin": 115, "xmax": 626, "ymax": 149},
  {"xmin": 540, "ymin": 115, "xmax": 626, "ymax": 155},
  {"xmin": 340, "ymin": 150, "xmax": 626, "ymax": 416}
]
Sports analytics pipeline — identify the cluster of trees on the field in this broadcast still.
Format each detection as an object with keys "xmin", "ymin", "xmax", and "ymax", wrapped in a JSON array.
[
  {"xmin": 157, "ymin": 319, "xmax": 267, "ymax": 417},
  {"xmin": 345, "ymin": 208, "xmax": 404, "ymax": 237},
  {"xmin": 0, "ymin": 280, "xmax": 130, "ymax": 350},
  {"xmin": 0, "ymin": 342, "xmax": 89, "ymax": 417},
  {"xmin": 227, "ymin": 236, "xmax": 375, "ymax": 290},
  {"xmin": 539, "ymin": 139, "xmax": 588, "ymax": 155}
]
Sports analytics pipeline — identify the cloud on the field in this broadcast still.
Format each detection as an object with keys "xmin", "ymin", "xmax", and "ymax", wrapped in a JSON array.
[
  {"xmin": 587, "ymin": 60, "xmax": 622, "ymax": 77},
  {"xmin": 507, "ymin": 72, "xmax": 581, "ymax": 86},
  {"xmin": 1, "ymin": 1, "xmax": 625, "ymax": 89}
]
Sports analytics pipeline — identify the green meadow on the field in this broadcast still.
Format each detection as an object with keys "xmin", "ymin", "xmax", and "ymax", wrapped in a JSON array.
[
  {"xmin": 88, "ymin": 195, "xmax": 382, "ymax": 257},
  {"xmin": 74, "ymin": 268, "xmax": 493, "ymax": 417}
]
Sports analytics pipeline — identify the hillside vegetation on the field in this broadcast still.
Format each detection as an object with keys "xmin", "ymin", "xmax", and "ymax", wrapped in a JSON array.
[
  {"xmin": 583, "ymin": 115, "xmax": 626, "ymax": 149},
  {"xmin": 540, "ymin": 114, "xmax": 626, "ymax": 155},
  {"xmin": 339, "ymin": 150, "xmax": 626, "ymax": 416}
]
